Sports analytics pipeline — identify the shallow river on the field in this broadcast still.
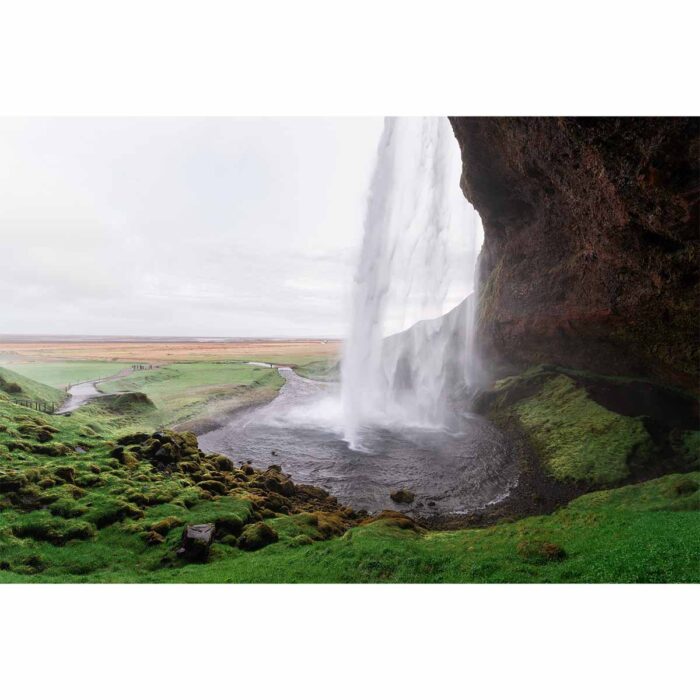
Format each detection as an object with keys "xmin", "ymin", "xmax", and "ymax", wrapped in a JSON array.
[{"xmin": 199, "ymin": 368, "xmax": 518, "ymax": 517}]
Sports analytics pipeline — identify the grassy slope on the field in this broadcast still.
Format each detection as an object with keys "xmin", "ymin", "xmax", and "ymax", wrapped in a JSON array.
[
  {"xmin": 512, "ymin": 374, "xmax": 650, "ymax": 482},
  {"xmin": 7, "ymin": 361, "xmax": 132, "ymax": 388},
  {"xmin": 482, "ymin": 366, "xmax": 697, "ymax": 485},
  {"xmin": 147, "ymin": 473, "xmax": 698, "ymax": 584},
  {"xmin": 0, "ymin": 371, "xmax": 697, "ymax": 583},
  {"xmin": 98, "ymin": 362, "xmax": 285, "ymax": 428},
  {"xmin": 0, "ymin": 367, "xmax": 65, "ymax": 405},
  {"xmin": 1, "ymin": 366, "xmax": 698, "ymax": 583},
  {"xmin": 293, "ymin": 358, "xmax": 340, "ymax": 381}
]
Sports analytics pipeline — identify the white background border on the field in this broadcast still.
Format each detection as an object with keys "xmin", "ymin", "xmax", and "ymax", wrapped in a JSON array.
[{"xmin": 1, "ymin": 1, "xmax": 698, "ymax": 697}]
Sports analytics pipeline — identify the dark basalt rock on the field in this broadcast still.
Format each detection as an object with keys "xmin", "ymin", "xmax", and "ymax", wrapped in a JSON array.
[
  {"xmin": 110, "ymin": 429, "xmax": 359, "ymax": 538},
  {"xmin": 390, "ymin": 489, "xmax": 415, "ymax": 504},
  {"xmin": 448, "ymin": 117, "xmax": 700, "ymax": 391},
  {"xmin": 177, "ymin": 523, "xmax": 215, "ymax": 562}
]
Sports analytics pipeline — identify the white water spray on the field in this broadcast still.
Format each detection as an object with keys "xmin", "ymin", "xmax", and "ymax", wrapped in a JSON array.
[{"xmin": 341, "ymin": 117, "xmax": 484, "ymax": 450}]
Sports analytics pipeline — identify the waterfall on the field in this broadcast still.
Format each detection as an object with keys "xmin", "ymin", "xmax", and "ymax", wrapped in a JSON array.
[{"xmin": 341, "ymin": 117, "xmax": 484, "ymax": 450}]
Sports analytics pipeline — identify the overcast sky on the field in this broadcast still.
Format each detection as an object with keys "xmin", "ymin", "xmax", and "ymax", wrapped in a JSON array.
[{"xmin": 0, "ymin": 117, "xmax": 384, "ymax": 337}]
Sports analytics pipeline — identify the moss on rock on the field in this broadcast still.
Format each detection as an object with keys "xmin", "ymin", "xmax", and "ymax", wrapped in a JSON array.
[
  {"xmin": 513, "ymin": 375, "xmax": 651, "ymax": 483},
  {"xmin": 237, "ymin": 522, "xmax": 279, "ymax": 551},
  {"xmin": 390, "ymin": 489, "xmax": 415, "ymax": 504}
]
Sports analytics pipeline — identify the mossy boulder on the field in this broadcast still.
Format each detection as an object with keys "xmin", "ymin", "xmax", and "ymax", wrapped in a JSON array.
[
  {"xmin": 149, "ymin": 516, "xmax": 184, "ymax": 536},
  {"xmin": 365, "ymin": 510, "xmax": 422, "ymax": 532},
  {"xmin": 53, "ymin": 466, "xmax": 76, "ymax": 484},
  {"xmin": 116, "ymin": 432, "xmax": 151, "ymax": 446},
  {"xmin": 237, "ymin": 522, "xmax": 279, "ymax": 551},
  {"xmin": 32, "ymin": 442, "xmax": 72, "ymax": 457},
  {"xmin": 154, "ymin": 442, "xmax": 178, "ymax": 463},
  {"xmin": 390, "ymin": 489, "xmax": 415, "ymax": 504},
  {"xmin": 143, "ymin": 530, "xmax": 165, "ymax": 546},
  {"xmin": 49, "ymin": 499, "xmax": 89, "ymax": 518},
  {"xmin": 0, "ymin": 470, "xmax": 28, "ymax": 493},
  {"xmin": 212, "ymin": 454, "xmax": 234, "ymax": 471},
  {"xmin": 13, "ymin": 517, "xmax": 96, "ymax": 545},
  {"xmin": 213, "ymin": 513, "xmax": 246, "ymax": 537},
  {"xmin": 264, "ymin": 474, "xmax": 296, "ymax": 497},
  {"xmin": 87, "ymin": 499, "xmax": 144, "ymax": 528},
  {"xmin": 288, "ymin": 534, "xmax": 315, "ymax": 548},
  {"xmin": 198, "ymin": 479, "xmax": 228, "ymax": 495},
  {"xmin": 0, "ymin": 379, "xmax": 22, "ymax": 393},
  {"xmin": 313, "ymin": 512, "xmax": 347, "ymax": 539},
  {"xmin": 673, "ymin": 478, "xmax": 699, "ymax": 496},
  {"xmin": 110, "ymin": 446, "xmax": 140, "ymax": 467}
]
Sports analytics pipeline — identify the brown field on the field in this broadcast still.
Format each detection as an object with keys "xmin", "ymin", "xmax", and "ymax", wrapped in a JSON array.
[{"xmin": 0, "ymin": 339, "xmax": 341, "ymax": 366}]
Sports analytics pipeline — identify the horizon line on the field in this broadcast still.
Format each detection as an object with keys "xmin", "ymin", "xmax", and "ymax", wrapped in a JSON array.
[{"xmin": 0, "ymin": 333, "xmax": 343, "ymax": 344}]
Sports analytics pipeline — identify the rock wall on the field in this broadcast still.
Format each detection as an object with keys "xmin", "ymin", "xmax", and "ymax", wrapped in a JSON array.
[{"xmin": 448, "ymin": 117, "xmax": 699, "ymax": 391}]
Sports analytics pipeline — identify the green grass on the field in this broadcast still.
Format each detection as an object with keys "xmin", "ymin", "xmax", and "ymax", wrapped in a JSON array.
[
  {"xmin": 1, "ymin": 458, "xmax": 697, "ymax": 582},
  {"xmin": 6, "ymin": 361, "xmax": 132, "ymax": 388},
  {"xmin": 1, "ymin": 366, "xmax": 697, "ymax": 584},
  {"xmin": 98, "ymin": 362, "xmax": 284, "ymax": 427},
  {"xmin": 0, "ymin": 366, "xmax": 65, "ymax": 404}
]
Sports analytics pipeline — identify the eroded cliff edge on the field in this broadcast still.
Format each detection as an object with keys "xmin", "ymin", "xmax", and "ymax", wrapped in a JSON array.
[{"xmin": 449, "ymin": 117, "xmax": 699, "ymax": 392}]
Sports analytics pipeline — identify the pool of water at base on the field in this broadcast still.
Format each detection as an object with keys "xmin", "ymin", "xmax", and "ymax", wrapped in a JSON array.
[{"xmin": 199, "ymin": 368, "xmax": 518, "ymax": 517}]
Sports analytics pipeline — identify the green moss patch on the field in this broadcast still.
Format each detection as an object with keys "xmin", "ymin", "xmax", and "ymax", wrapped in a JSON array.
[{"xmin": 512, "ymin": 374, "xmax": 651, "ymax": 483}]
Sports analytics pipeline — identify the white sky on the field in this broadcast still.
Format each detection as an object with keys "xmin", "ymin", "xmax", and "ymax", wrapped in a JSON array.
[{"xmin": 0, "ymin": 117, "xmax": 384, "ymax": 337}]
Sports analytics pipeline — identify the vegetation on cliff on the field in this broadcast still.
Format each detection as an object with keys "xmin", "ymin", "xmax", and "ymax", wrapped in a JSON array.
[{"xmin": 477, "ymin": 366, "xmax": 699, "ymax": 491}]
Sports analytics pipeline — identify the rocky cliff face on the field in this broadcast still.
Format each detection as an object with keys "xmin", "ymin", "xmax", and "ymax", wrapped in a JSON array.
[{"xmin": 448, "ymin": 117, "xmax": 699, "ymax": 391}]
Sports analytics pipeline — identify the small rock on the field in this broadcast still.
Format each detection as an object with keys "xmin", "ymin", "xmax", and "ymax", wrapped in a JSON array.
[
  {"xmin": 177, "ymin": 523, "xmax": 215, "ymax": 562},
  {"xmin": 390, "ymin": 489, "xmax": 415, "ymax": 504}
]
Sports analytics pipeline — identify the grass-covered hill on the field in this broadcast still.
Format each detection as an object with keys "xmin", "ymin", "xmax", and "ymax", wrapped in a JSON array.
[
  {"xmin": 98, "ymin": 361, "xmax": 285, "ymax": 431},
  {"xmin": 5, "ymin": 361, "xmax": 132, "ymax": 389},
  {"xmin": 0, "ymin": 366, "xmax": 698, "ymax": 583},
  {"xmin": 0, "ymin": 366, "xmax": 65, "ymax": 406}
]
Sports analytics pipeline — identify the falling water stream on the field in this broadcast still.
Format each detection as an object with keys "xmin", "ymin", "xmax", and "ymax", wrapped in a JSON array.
[
  {"xmin": 341, "ymin": 117, "xmax": 485, "ymax": 450},
  {"xmin": 200, "ymin": 118, "xmax": 517, "ymax": 517}
]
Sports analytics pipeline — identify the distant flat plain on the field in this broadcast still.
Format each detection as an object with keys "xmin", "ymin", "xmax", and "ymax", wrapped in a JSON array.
[
  {"xmin": 0, "ymin": 337, "xmax": 340, "ymax": 366},
  {"xmin": 0, "ymin": 337, "xmax": 341, "ymax": 431}
]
